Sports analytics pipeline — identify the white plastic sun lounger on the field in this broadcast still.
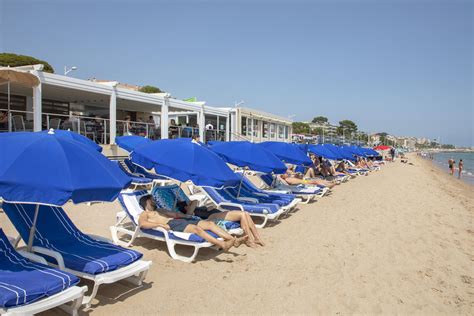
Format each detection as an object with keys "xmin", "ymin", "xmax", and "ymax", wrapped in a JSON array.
[
  {"xmin": 0, "ymin": 230, "xmax": 87, "ymax": 316},
  {"xmin": 1, "ymin": 203, "xmax": 152, "ymax": 309},
  {"xmin": 112, "ymin": 190, "xmax": 221, "ymax": 263}
]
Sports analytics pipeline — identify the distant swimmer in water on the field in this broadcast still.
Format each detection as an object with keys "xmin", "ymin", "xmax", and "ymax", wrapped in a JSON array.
[
  {"xmin": 458, "ymin": 159, "xmax": 463, "ymax": 179},
  {"xmin": 448, "ymin": 158, "xmax": 455, "ymax": 176}
]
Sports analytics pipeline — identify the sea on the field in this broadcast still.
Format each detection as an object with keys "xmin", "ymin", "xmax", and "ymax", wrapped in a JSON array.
[{"xmin": 431, "ymin": 152, "xmax": 474, "ymax": 185}]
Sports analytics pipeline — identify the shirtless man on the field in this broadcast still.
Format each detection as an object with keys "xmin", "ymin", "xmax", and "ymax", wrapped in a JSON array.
[
  {"xmin": 448, "ymin": 158, "xmax": 455, "ymax": 176},
  {"xmin": 139, "ymin": 195, "xmax": 247, "ymax": 251},
  {"xmin": 177, "ymin": 200, "xmax": 265, "ymax": 247}
]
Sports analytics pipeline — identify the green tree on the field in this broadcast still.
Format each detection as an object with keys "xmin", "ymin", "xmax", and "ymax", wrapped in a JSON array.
[
  {"xmin": 336, "ymin": 120, "xmax": 358, "ymax": 136},
  {"xmin": 292, "ymin": 122, "xmax": 310, "ymax": 134},
  {"xmin": 441, "ymin": 144, "xmax": 455, "ymax": 149},
  {"xmin": 311, "ymin": 127, "xmax": 324, "ymax": 135},
  {"xmin": 311, "ymin": 116, "xmax": 328, "ymax": 124},
  {"xmin": 0, "ymin": 53, "xmax": 54, "ymax": 73},
  {"xmin": 139, "ymin": 85, "xmax": 163, "ymax": 93}
]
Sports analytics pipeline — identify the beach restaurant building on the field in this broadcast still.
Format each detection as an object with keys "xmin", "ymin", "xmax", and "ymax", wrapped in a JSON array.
[{"xmin": 0, "ymin": 65, "xmax": 293, "ymax": 149}]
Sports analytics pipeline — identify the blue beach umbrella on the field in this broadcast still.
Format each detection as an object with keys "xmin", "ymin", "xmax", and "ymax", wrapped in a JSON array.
[
  {"xmin": 209, "ymin": 141, "xmax": 287, "ymax": 174},
  {"xmin": 131, "ymin": 139, "xmax": 240, "ymax": 188},
  {"xmin": 0, "ymin": 131, "xmax": 132, "ymax": 249},
  {"xmin": 361, "ymin": 147, "xmax": 380, "ymax": 157},
  {"xmin": 325, "ymin": 144, "xmax": 355, "ymax": 161},
  {"xmin": 41, "ymin": 128, "xmax": 103, "ymax": 152},
  {"xmin": 339, "ymin": 146, "xmax": 356, "ymax": 161},
  {"xmin": 259, "ymin": 141, "xmax": 312, "ymax": 166},
  {"xmin": 342, "ymin": 145, "xmax": 364, "ymax": 157},
  {"xmin": 116, "ymin": 135, "xmax": 152, "ymax": 152},
  {"xmin": 351, "ymin": 145, "xmax": 368, "ymax": 157},
  {"xmin": 308, "ymin": 144, "xmax": 340, "ymax": 160}
]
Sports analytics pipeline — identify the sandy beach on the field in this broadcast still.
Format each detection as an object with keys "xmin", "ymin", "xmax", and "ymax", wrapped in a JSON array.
[{"xmin": 1, "ymin": 154, "xmax": 472, "ymax": 315}]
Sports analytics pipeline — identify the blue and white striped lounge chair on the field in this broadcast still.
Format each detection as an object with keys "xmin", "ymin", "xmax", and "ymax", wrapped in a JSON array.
[
  {"xmin": 123, "ymin": 159, "xmax": 170, "ymax": 185},
  {"xmin": 0, "ymin": 229, "xmax": 86, "ymax": 316},
  {"xmin": 113, "ymin": 190, "xmax": 223, "ymax": 263},
  {"xmin": 151, "ymin": 184, "xmax": 243, "ymax": 235},
  {"xmin": 230, "ymin": 174, "xmax": 300, "ymax": 213},
  {"xmin": 112, "ymin": 160, "xmax": 153, "ymax": 189},
  {"xmin": 200, "ymin": 187, "xmax": 285, "ymax": 228},
  {"xmin": 258, "ymin": 174, "xmax": 328, "ymax": 204},
  {"xmin": 1, "ymin": 203, "xmax": 151, "ymax": 308}
]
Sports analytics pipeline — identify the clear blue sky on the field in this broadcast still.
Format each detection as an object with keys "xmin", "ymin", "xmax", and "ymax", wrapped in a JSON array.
[{"xmin": 1, "ymin": 0, "xmax": 472, "ymax": 146}]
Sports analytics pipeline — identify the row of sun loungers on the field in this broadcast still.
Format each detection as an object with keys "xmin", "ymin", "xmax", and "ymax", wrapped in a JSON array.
[{"xmin": 0, "ymin": 135, "xmax": 382, "ymax": 314}]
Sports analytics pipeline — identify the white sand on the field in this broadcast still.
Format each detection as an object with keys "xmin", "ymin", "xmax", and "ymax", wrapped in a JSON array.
[{"xmin": 1, "ymin": 154, "xmax": 472, "ymax": 315}]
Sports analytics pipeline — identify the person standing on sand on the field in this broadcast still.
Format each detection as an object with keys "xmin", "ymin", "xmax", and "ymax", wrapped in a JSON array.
[
  {"xmin": 458, "ymin": 159, "xmax": 463, "ymax": 179},
  {"xmin": 448, "ymin": 158, "xmax": 455, "ymax": 176}
]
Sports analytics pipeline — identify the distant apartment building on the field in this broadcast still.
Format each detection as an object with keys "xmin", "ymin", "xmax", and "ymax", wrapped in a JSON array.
[
  {"xmin": 306, "ymin": 121, "xmax": 338, "ymax": 142},
  {"xmin": 396, "ymin": 137, "xmax": 417, "ymax": 149}
]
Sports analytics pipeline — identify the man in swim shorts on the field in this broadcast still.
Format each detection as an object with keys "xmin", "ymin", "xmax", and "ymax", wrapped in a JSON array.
[
  {"xmin": 176, "ymin": 200, "xmax": 265, "ymax": 247},
  {"xmin": 138, "ymin": 195, "xmax": 247, "ymax": 251}
]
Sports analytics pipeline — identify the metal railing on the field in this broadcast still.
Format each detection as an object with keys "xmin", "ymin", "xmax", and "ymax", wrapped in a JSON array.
[
  {"xmin": 0, "ymin": 108, "xmax": 230, "ymax": 144},
  {"xmin": 0, "ymin": 109, "xmax": 159, "ymax": 144}
]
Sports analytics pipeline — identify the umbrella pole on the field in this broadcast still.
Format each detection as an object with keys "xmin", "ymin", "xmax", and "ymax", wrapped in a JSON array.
[
  {"xmin": 27, "ymin": 204, "xmax": 40, "ymax": 252},
  {"xmin": 7, "ymin": 81, "xmax": 11, "ymax": 132},
  {"xmin": 237, "ymin": 174, "xmax": 243, "ymax": 198}
]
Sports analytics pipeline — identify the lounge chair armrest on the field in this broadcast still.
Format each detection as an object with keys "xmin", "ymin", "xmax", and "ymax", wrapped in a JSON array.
[
  {"xmin": 31, "ymin": 246, "xmax": 66, "ymax": 269},
  {"xmin": 6, "ymin": 235, "xmax": 21, "ymax": 247},
  {"xmin": 17, "ymin": 249, "xmax": 48, "ymax": 265},
  {"xmin": 217, "ymin": 202, "xmax": 244, "ymax": 212},
  {"xmin": 237, "ymin": 197, "xmax": 258, "ymax": 203},
  {"xmin": 87, "ymin": 233, "xmax": 113, "ymax": 243},
  {"xmin": 266, "ymin": 189, "xmax": 291, "ymax": 194},
  {"xmin": 188, "ymin": 194, "xmax": 206, "ymax": 202}
]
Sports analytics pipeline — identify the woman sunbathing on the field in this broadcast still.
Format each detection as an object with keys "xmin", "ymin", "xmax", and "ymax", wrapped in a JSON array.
[
  {"xmin": 139, "ymin": 195, "xmax": 248, "ymax": 251},
  {"xmin": 280, "ymin": 169, "xmax": 336, "ymax": 188},
  {"xmin": 176, "ymin": 199, "xmax": 265, "ymax": 247}
]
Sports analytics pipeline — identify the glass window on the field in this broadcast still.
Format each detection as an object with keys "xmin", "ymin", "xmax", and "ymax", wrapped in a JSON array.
[
  {"xmin": 218, "ymin": 116, "xmax": 226, "ymax": 131},
  {"xmin": 278, "ymin": 125, "xmax": 284, "ymax": 139},
  {"xmin": 284, "ymin": 125, "xmax": 289, "ymax": 139},
  {"xmin": 263, "ymin": 122, "xmax": 268, "ymax": 138},
  {"xmin": 270, "ymin": 123, "xmax": 276, "ymax": 138},
  {"xmin": 253, "ymin": 120, "xmax": 259, "ymax": 137},
  {"xmin": 205, "ymin": 115, "xmax": 218, "ymax": 130},
  {"xmin": 241, "ymin": 116, "xmax": 247, "ymax": 135},
  {"xmin": 177, "ymin": 115, "xmax": 187, "ymax": 125},
  {"xmin": 188, "ymin": 114, "xmax": 198, "ymax": 127}
]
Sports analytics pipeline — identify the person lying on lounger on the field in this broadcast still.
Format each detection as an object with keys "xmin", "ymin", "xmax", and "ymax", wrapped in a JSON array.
[
  {"xmin": 334, "ymin": 160, "xmax": 357, "ymax": 177},
  {"xmin": 281, "ymin": 168, "xmax": 336, "ymax": 188},
  {"xmin": 175, "ymin": 200, "xmax": 265, "ymax": 247},
  {"xmin": 138, "ymin": 195, "xmax": 247, "ymax": 251}
]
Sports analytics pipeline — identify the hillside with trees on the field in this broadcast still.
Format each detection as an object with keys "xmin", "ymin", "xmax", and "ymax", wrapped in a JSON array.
[{"xmin": 0, "ymin": 53, "xmax": 54, "ymax": 73}]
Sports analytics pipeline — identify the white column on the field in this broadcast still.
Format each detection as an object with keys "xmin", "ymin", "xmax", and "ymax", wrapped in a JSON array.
[
  {"xmin": 26, "ymin": 96, "xmax": 33, "ymax": 121},
  {"xmin": 161, "ymin": 96, "xmax": 169, "ymax": 139},
  {"xmin": 32, "ymin": 82, "xmax": 42, "ymax": 132},
  {"xmin": 109, "ymin": 87, "xmax": 117, "ymax": 144},
  {"xmin": 250, "ymin": 117, "xmax": 254, "ymax": 142},
  {"xmin": 225, "ymin": 114, "xmax": 230, "ymax": 141},
  {"xmin": 199, "ymin": 105, "xmax": 205, "ymax": 142}
]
